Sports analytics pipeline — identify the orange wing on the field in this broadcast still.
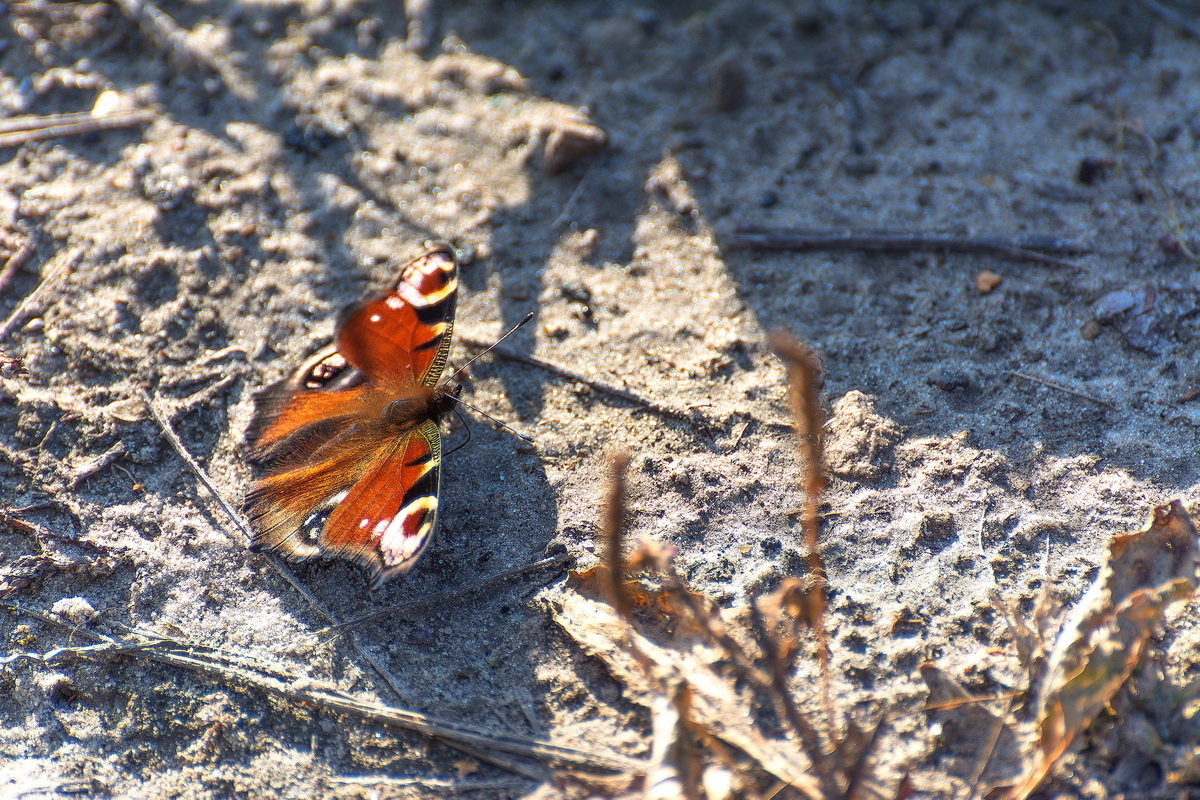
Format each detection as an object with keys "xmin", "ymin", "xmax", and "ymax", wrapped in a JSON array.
[
  {"xmin": 337, "ymin": 244, "xmax": 458, "ymax": 386},
  {"xmin": 247, "ymin": 244, "xmax": 457, "ymax": 460},
  {"xmin": 319, "ymin": 420, "xmax": 443, "ymax": 587}
]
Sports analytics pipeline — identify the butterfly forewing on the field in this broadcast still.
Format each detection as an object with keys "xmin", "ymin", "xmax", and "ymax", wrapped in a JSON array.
[
  {"xmin": 245, "ymin": 245, "xmax": 459, "ymax": 585},
  {"xmin": 337, "ymin": 246, "xmax": 458, "ymax": 386}
]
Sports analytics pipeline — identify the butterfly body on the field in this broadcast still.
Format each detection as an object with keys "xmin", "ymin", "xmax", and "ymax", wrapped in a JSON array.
[{"xmin": 245, "ymin": 245, "xmax": 460, "ymax": 588}]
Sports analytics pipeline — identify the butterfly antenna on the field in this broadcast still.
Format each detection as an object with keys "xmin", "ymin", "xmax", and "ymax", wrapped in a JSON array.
[
  {"xmin": 452, "ymin": 394, "xmax": 533, "ymax": 443},
  {"xmin": 445, "ymin": 405, "xmax": 473, "ymax": 456},
  {"xmin": 447, "ymin": 311, "xmax": 535, "ymax": 384}
]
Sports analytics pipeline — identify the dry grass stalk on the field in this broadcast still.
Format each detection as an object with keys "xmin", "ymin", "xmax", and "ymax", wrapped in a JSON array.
[
  {"xmin": 604, "ymin": 452, "xmax": 635, "ymax": 620},
  {"xmin": 556, "ymin": 449, "xmax": 853, "ymax": 797},
  {"xmin": 0, "ymin": 109, "xmax": 155, "ymax": 149},
  {"xmin": 768, "ymin": 331, "xmax": 836, "ymax": 738},
  {"xmin": 552, "ymin": 333, "xmax": 935, "ymax": 798}
]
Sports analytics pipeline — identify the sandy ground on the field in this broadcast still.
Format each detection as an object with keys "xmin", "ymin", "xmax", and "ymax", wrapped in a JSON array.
[{"xmin": 3, "ymin": 1, "xmax": 1200, "ymax": 798}]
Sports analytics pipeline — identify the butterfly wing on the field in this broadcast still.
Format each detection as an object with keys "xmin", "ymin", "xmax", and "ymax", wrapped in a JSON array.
[
  {"xmin": 245, "ymin": 245, "xmax": 459, "ymax": 583},
  {"xmin": 319, "ymin": 419, "xmax": 443, "ymax": 587},
  {"xmin": 337, "ymin": 243, "xmax": 458, "ymax": 387},
  {"xmin": 245, "ymin": 422, "xmax": 393, "ymax": 558},
  {"xmin": 247, "ymin": 346, "xmax": 363, "ymax": 464}
]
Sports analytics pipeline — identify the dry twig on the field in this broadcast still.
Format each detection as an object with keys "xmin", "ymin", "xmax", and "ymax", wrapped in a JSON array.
[
  {"xmin": 769, "ymin": 332, "xmax": 836, "ymax": 737},
  {"xmin": 0, "ymin": 110, "xmax": 155, "ymax": 149},
  {"xmin": 0, "ymin": 247, "xmax": 81, "ymax": 342},
  {"xmin": 729, "ymin": 226, "xmax": 1090, "ymax": 270},
  {"xmin": 1005, "ymin": 370, "xmax": 1114, "ymax": 410},
  {"xmin": 321, "ymin": 551, "xmax": 571, "ymax": 636}
]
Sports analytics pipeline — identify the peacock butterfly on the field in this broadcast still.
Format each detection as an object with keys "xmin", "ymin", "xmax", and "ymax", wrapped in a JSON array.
[{"xmin": 244, "ymin": 244, "xmax": 460, "ymax": 588}]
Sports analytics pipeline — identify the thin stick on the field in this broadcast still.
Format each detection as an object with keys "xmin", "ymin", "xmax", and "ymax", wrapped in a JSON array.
[
  {"xmin": 140, "ymin": 392, "xmax": 413, "ymax": 704},
  {"xmin": 69, "ymin": 444, "xmax": 127, "ymax": 490},
  {"xmin": 141, "ymin": 392, "xmax": 255, "ymax": 543},
  {"xmin": 1137, "ymin": 0, "xmax": 1200, "ymax": 39},
  {"xmin": 320, "ymin": 552, "xmax": 571, "ymax": 636},
  {"xmin": 0, "ymin": 110, "xmax": 155, "ymax": 149},
  {"xmin": 1005, "ymin": 370, "xmax": 1114, "ymax": 409},
  {"xmin": 769, "ymin": 332, "xmax": 837, "ymax": 739},
  {"xmin": 1, "ymin": 602, "xmax": 640, "ymax": 774},
  {"xmin": 430, "ymin": 740, "xmax": 549, "ymax": 782},
  {"xmin": 728, "ymin": 226, "xmax": 1090, "ymax": 270},
  {"xmin": 0, "ymin": 236, "xmax": 36, "ymax": 296},
  {"xmin": 331, "ymin": 776, "xmax": 528, "ymax": 791},
  {"xmin": 0, "ymin": 637, "xmax": 169, "ymax": 669},
  {"xmin": 0, "ymin": 247, "xmax": 81, "ymax": 342},
  {"xmin": 457, "ymin": 334, "xmax": 704, "ymax": 427}
]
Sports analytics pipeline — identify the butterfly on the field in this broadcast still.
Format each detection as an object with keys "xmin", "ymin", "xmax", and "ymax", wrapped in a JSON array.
[{"xmin": 244, "ymin": 244, "xmax": 460, "ymax": 588}]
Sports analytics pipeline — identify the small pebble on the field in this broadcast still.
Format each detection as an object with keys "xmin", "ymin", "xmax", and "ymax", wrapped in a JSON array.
[
  {"xmin": 1093, "ymin": 289, "xmax": 1137, "ymax": 321},
  {"xmin": 974, "ymin": 269, "xmax": 1002, "ymax": 293},
  {"xmin": 52, "ymin": 597, "xmax": 97, "ymax": 623}
]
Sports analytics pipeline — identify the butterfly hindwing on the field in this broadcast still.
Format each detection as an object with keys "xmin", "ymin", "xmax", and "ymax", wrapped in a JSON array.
[{"xmin": 319, "ymin": 420, "xmax": 443, "ymax": 587}]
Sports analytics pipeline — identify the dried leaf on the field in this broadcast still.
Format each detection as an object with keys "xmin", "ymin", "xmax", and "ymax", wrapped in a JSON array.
[
  {"xmin": 568, "ymin": 563, "xmax": 717, "ymax": 637},
  {"xmin": 1007, "ymin": 501, "xmax": 1198, "ymax": 799},
  {"xmin": 552, "ymin": 588, "xmax": 821, "ymax": 799}
]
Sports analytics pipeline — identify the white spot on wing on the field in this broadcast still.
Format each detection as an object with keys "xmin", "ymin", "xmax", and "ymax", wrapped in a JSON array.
[
  {"xmin": 397, "ymin": 282, "xmax": 429, "ymax": 307},
  {"xmin": 379, "ymin": 496, "xmax": 437, "ymax": 565}
]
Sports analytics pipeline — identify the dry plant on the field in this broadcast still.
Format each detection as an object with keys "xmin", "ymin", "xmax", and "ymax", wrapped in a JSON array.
[
  {"xmin": 550, "ymin": 331, "xmax": 900, "ymax": 800},
  {"xmin": 999, "ymin": 500, "xmax": 1197, "ymax": 799},
  {"xmin": 550, "ymin": 330, "xmax": 1200, "ymax": 800}
]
